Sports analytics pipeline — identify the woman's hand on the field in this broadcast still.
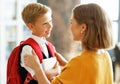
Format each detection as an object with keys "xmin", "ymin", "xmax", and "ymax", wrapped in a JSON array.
[
  {"xmin": 24, "ymin": 50, "xmax": 51, "ymax": 84},
  {"xmin": 24, "ymin": 50, "xmax": 40, "ymax": 70}
]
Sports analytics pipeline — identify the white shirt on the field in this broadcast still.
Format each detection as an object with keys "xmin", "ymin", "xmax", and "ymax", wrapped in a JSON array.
[{"xmin": 20, "ymin": 35, "xmax": 49, "ymax": 76}]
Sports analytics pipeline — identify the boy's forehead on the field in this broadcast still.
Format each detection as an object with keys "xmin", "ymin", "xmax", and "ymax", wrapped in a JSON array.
[{"xmin": 36, "ymin": 12, "xmax": 52, "ymax": 22}]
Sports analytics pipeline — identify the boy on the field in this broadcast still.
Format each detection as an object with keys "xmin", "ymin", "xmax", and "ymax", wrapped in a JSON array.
[{"xmin": 21, "ymin": 2, "xmax": 67, "ymax": 83}]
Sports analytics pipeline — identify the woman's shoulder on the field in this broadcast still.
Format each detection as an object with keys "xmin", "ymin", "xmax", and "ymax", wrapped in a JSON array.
[
  {"xmin": 69, "ymin": 50, "xmax": 110, "ymax": 63},
  {"xmin": 67, "ymin": 53, "xmax": 86, "ymax": 66}
]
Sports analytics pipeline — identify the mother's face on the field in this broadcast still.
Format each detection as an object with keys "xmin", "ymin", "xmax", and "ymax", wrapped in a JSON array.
[{"xmin": 70, "ymin": 15, "xmax": 86, "ymax": 41}]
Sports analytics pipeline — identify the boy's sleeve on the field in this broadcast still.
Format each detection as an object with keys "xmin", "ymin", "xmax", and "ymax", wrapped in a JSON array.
[{"xmin": 20, "ymin": 45, "xmax": 35, "ymax": 77}]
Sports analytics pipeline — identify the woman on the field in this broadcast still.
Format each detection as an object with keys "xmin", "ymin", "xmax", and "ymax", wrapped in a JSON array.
[{"xmin": 24, "ymin": 3, "xmax": 114, "ymax": 84}]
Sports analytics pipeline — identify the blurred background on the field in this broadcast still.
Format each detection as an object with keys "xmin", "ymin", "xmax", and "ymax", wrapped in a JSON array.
[{"xmin": 0, "ymin": 0, "xmax": 120, "ymax": 84}]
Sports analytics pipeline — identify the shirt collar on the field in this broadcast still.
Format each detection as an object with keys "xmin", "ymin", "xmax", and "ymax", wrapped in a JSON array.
[{"xmin": 30, "ymin": 35, "xmax": 47, "ymax": 45}]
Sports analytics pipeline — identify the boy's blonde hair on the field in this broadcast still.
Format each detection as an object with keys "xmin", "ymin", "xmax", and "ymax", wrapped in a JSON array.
[
  {"xmin": 22, "ymin": 3, "xmax": 52, "ymax": 24},
  {"xmin": 73, "ymin": 3, "xmax": 114, "ymax": 50}
]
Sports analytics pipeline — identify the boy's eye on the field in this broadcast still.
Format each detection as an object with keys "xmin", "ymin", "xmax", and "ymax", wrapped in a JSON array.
[
  {"xmin": 42, "ymin": 22, "xmax": 49, "ymax": 25},
  {"xmin": 43, "ymin": 23, "xmax": 47, "ymax": 25},
  {"xmin": 42, "ymin": 20, "xmax": 52, "ymax": 25}
]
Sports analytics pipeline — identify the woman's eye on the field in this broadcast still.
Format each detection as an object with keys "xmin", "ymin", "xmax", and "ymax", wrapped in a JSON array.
[
  {"xmin": 69, "ymin": 20, "xmax": 72, "ymax": 24},
  {"xmin": 69, "ymin": 19, "xmax": 73, "ymax": 24}
]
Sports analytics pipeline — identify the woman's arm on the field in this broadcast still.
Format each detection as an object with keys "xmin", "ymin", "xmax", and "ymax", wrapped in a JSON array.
[
  {"xmin": 24, "ymin": 50, "xmax": 51, "ymax": 84},
  {"xmin": 34, "ymin": 64, "xmax": 51, "ymax": 84},
  {"xmin": 55, "ymin": 52, "xmax": 68, "ymax": 66}
]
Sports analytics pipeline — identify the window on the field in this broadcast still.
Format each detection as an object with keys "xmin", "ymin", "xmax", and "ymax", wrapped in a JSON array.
[{"xmin": 0, "ymin": 0, "xmax": 37, "ymax": 84}]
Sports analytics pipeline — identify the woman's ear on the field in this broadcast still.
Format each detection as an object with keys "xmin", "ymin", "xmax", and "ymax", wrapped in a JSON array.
[{"xmin": 80, "ymin": 23, "xmax": 87, "ymax": 33}]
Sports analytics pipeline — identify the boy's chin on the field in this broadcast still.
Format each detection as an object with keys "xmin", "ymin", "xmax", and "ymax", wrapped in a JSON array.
[{"xmin": 45, "ymin": 35, "xmax": 50, "ymax": 38}]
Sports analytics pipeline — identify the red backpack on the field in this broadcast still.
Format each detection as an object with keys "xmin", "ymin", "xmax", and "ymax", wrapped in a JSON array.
[{"xmin": 6, "ymin": 38, "xmax": 55, "ymax": 84}]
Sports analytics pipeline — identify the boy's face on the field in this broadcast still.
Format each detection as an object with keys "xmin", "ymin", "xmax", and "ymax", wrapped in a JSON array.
[{"xmin": 29, "ymin": 12, "xmax": 53, "ymax": 38}]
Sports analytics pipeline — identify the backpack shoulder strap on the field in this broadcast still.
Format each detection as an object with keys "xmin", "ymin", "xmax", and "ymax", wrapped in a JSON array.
[
  {"xmin": 47, "ymin": 41, "xmax": 55, "ymax": 57},
  {"xmin": 21, "ymin": 38, "xmax": 43, "ymax": 63},
  {"xmin": 21, "ymin": 38, "xmax": 43, "ymax": 84}
]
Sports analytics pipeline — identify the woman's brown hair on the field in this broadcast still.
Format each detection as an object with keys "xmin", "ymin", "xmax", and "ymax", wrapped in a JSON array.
[{"xmin": 73, "ymin": 3, "xmax": 114, "ymax": 50}]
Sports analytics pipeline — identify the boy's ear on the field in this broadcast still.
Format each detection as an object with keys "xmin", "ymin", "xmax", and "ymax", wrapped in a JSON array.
[{"xmin": 27, "ymin": 23, "xmax": 34, "ymax": 30}]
